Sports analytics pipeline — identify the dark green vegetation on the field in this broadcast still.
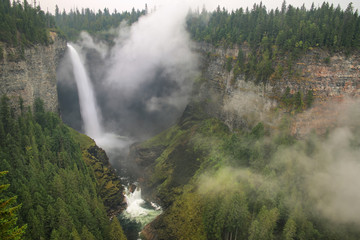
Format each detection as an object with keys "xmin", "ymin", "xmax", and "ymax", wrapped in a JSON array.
[
  {"xmin": 71, "ymin": 129, "xmax": 126, "ymax": 216},
  {"xmin": 139, "ymin": 102, "xmax": 360, "ymax": 239},
  {"xmin": 187, "ymin": 2, "xmax": 360, "ymax": 83},
  {"xmin": 0, "ymin": 96, "xmax": 126, "ymax": 240},
  {"xmin": 188, "ymin": 2, "xmax": 360, "ymax": 52},
  {"xmin": 0, "ymin": 171, "xmax": 27, "ymax": 240},
  {"xmin": 280, "ymin": 87, "xmax": 314, "ymax": 113},
  {"xmin": 54, "ymin": 6, "xmax": 146, "ymax": 41},
  {"xmin": 0, "ymin": 0, "xmax": 55, "ymax": 46}
]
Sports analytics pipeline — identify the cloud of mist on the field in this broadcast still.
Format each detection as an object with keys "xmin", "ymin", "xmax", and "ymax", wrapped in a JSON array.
[
  {"xmin": 283, "ymin": 126, "xmax": 360, "ymax": 225},
  {"xmin": 105, "ymin": 2, "xmax": 197, "ymax": 104},
  {"xmin": 198, "ymin": 167, "xmax": 280, "ymax": 203},
  {"xmin": 197, "ymin": 99, "xmax": 360, "ymax": 226},
  {"xmin": 77, "ymin": 32, "xmax": 109, "ymax": 59},
  {"xmin": 58, "ymin": 2, "xmax": 199, "ymax": 141}
]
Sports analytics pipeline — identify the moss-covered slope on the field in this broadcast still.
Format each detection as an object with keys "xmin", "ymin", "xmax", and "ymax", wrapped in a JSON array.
[{"xmin": 70, "ymin": 128, "xmax": 126, "ymax": 216}]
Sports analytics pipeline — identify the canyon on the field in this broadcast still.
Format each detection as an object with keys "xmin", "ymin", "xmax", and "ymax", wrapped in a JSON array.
[{"xmin": 1, "ymin": 35, "xmax": 360, "ymax": 239}]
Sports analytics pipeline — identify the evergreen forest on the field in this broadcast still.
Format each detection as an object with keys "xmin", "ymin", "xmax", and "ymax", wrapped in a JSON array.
[
  {"xmin": 1, "ymin": 1, "xmax": 360, "ymax": 240},
  {"xmin": 0, "ymin": 0, "xmax": 55, "ymax": 46},
  {"xmin": 0, "ymin": 96, "xmax": 126, "ymax": 240}
]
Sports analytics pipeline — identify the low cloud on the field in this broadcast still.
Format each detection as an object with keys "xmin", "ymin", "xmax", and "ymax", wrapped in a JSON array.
[
  {"xmin": 58, "ymin": 2, "xmax": 199, "ymax": 140},
  {"xmin": 198, "ymin": 99, "xmax": 360, "ymax": 226}
]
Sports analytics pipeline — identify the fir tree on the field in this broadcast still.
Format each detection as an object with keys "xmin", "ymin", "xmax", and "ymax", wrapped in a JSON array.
[{"xmin": 0, "ymin": 171, "xmax": 27, "ymax": 240}]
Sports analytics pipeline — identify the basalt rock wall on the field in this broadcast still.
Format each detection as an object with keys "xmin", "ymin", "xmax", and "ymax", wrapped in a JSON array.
[{"xmin": 0, "ymin": 32, "xmax": 67, "ymax": 112}]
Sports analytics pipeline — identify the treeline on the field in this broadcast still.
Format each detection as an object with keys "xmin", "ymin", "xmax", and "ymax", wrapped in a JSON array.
[
  {"xmin": 187, "ymin": 2, "xmax": 360, "ymax": 84},
  {"xmin": 0, "ymin": 96, "xmax": 126, "ymax": 240},
  {"xmin": 187, "ymin": 2, "xmax": 360, "ymax": 52},
  {"xmin": 54, "ymin": 6, "xmax": 146, "ymax": 40},
  {"xmin": 0, "ymin": 0, "xmax": 55, "ymax": 46}
]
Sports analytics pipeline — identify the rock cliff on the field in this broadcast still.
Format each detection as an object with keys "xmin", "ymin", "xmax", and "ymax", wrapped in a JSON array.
[
  {"xmin": 135, "ymin": 44, "xmax": 360, "ymax": 239},
  {"xmin": 0, "ymin": 32, "xmax": 67, "ymax": 112},
  {"xmin": 195, "ymin": 43, "xmax": 360, "ymax": 137}
]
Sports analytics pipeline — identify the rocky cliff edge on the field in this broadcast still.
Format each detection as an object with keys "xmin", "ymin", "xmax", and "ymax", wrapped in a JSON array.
[{"xmin": 0, "ymin": 31, "xmax": 67, "ymax": 113}]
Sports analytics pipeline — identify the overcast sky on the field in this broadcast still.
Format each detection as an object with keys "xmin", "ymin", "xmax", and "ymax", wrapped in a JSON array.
[{"xmin": 39, "ymin": 0, "xmax": 358, "ymax": 14}]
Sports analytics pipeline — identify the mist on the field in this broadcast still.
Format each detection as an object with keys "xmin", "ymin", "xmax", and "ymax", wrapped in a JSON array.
[
  {"xmin": 197, "ymin": 99, "xmax": 360, "ymax": 227},
  {"xmin": 57, "ymin": 2, "xmax": 198, "ymax": 141}
]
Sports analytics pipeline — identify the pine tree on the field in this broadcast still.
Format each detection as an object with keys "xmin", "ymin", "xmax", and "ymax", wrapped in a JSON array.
[
  {"xmin": 0, "ymin": 171, "xmax": 27, "ymax": 240},
  {"xmin": 109, "ymin": 217, "xmax": 127, "ymax": 240}
]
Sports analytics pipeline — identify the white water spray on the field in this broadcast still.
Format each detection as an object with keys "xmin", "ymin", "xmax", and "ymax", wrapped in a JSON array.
[
  {"xmin": 67, "ymin": 44, "xmax": 102, "ymax": 139},
  {"xmin": 123, "ymin": 187, "xmax": 162, "ymax": 227}
]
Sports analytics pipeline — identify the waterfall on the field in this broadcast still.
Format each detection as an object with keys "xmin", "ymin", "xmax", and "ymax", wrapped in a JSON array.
[
  {"xmin": 122, "ymin": 187, "xmax": 162, "ymax": 228},
  {"xmin": 67, "ymin": 44, "xmax": 103, "ymax": 139}
]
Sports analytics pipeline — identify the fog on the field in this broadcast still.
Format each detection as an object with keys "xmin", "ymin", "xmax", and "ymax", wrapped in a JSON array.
[
  {"xmin": 58, "ymin": 2, "xmax": 198, "ymax": 141},
  {"xmin": 198, "ymin": 99, "xmax": 360, "ymax": 226}
]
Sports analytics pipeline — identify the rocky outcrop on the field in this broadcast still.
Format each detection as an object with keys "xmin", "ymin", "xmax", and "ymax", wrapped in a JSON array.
[
  {"xmin": 70, "ymin": 128, "xmax": 127, "ymax": 217},
  {"xmin": 0, "ymin": 32, "xmax": 67, "ymax": 112},
  {"xmin": 195, "ymin": 43, "xmax": 360, "ymax": 137}
]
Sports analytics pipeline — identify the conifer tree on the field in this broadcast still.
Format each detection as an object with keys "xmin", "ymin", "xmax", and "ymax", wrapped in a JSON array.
[
  {"xmin": 0, "ymin": 171, "xmax": 27, "ymax": 240},
  {"xmin": 109, "ymin": 217, "xmax": 127, "ymax": 240}
]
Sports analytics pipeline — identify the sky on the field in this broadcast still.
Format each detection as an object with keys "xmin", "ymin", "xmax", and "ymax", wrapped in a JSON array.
[{"xmin": 39, "ymin": 0, "xmax": 358, "ymax": 14}]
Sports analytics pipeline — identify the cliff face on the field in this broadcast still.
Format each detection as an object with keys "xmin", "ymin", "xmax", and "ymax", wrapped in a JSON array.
[
  {"xmin": 0, "ymin": 32, "xmax": 67, "ymax": 112},
  {"xmin": 195, "ymin": 43, "xmax": 360, "ymax": 137},
  {"xmin": 135, "ymin": 45, "xmax": 360, "ymax": 239}
]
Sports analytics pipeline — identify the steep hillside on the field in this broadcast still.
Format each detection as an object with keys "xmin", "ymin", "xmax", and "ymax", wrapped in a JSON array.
[
  {"xmin": 196, "ymin": 43, "xmax": 360, "ymax": 137},
  {"xmin": 70, "ymin": 129, "xmax": 127, "ymax": 216},
  {"xmin": 130, "ymin": 44, "xmax": 360, "ymax": 240},
  {"xmin": 0, "ymin": 96, "xmax": 127, "ymax": 239}
]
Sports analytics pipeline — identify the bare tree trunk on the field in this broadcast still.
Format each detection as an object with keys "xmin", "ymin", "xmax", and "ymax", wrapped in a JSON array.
[{"xmin": 234, "ymin": 227, "xmax": 238, "ymax": 240}]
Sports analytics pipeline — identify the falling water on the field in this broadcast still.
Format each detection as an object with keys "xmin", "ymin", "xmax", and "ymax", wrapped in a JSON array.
[
  {"xmin": 67, "ymin": 44, "xmax": 102, "ymax": 139},
  {"xmin": 124, "ymin": 187, "xmax": 161, "ymax": 224},
  {"xmin": 67, "ymin": 44, "xmax": 160, "ymax": 239}
]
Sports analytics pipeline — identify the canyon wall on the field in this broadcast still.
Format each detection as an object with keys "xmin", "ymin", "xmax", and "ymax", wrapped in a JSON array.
[
  {"xmin": 137, "ymin": 44, "xmax": 360, "ymax": 239},
  {"xmin": 195, "ymin": 43, "xmax": 360, "ymax": 137},
  {"xmin": 0, "ymin": 32, "xmax": 67, "ymax": 112}
]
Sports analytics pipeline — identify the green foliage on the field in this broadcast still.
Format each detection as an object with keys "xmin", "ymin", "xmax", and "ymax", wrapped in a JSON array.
[
  {"xmin": 323, "ymin": 56, "xmax": 331, "ymax": 64},
  {"xmin": 140, "ymin": 96, "xmax": 360, "ymax": 240},
  {"xmin": 248, "ymin": 206, "xmax": 279, "ymax": 240},
  {"xmin": 0, "ymin": 44, "xmax": 3, "ymax": 61},
  {"xmin": 54, "ymin": 6, "xmax": 146, "ymax": 41},
  {"xmin": 187, "ymin": 2, "xmax": 360, "ymax": 84},
  {"xmin": 109, "ymin": 217, "xmax": 127, "ymax": 240},
  {"xmin": 0, "ymin": 96, "xmax": 127, "ymax": 240},
  {"xmin": 283, "ymin": 218, "xmax": 297, "ymax": 240},
  {"xmin": 225, "ymin": 57, "xmax": 233, "ymax": 72},
  {"xmin": 0, "ymin": 1, "xmax": 54, "ymax": 46},
  {"xmin": 305, "ymin": 90, "xmax": 314, "ymax": 107},
  {"xmin": 281, "ymin": 88, "xmax": 313, "ymax": 112},
  {"xmin": 155, "ymin": 190, "xmax": 206, "ymax": 240},
  {"xmin": 0, "ymin": 171, "xmax": 27, "ymax": 240}
]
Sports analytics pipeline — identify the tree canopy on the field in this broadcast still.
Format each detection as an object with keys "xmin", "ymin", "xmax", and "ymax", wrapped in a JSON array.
[
  {"xmin": 0, "ymin": 0, "xmax": 55, "ymax": 46},
  {"xmin": 0, "ymin": 96, "xmax": 126, "ymax": 240},
  {"xmin": 187, "ymin": 2, "xmax": 360, "ymax": 53}
]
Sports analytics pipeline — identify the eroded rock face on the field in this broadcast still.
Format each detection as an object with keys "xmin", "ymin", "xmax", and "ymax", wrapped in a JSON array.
[
  {"xmin": 0, "ymin": 32, "xmax": 67, "ymax": 112},
  {"xmin": 195, "ymin": 43, "xmax": 360, "ymax": 137},
  {"xmin": 195, "ymin": 43, "xmax": 279, "ymax": 131}
]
